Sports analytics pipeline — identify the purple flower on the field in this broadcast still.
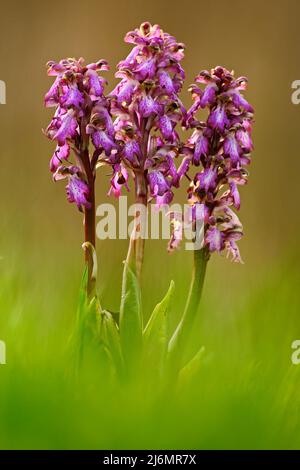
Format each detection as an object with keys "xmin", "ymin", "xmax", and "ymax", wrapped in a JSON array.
[
  {"xmin": 135, "ymin": 58, "xmax": 156, "ymax": 80},
  {"xmin": 156, "ymin": 190, "xmax": 174, "ymax": 208},
  {"xmin": 200, "ymin": 83, "xmax": 217, "ymax": 108},
  {"xmin": 89, "ymin": 129, "xmax": 117, "ymax": 155},
  {"xmin": 60, "ymin": 84, "xmax": 84, "ymax": 108},
  {"xmin": 158, "ymin": 70, "xmax": 175, "ymax": 95},
  {"xmin": 90, "ymin": 106, "xmax": 115, "ymax": 137},
  {"xmin": 165, "ymin": 153, "xmax": 178, "ymax": 181},
  {"xmin": 123, "ymin": 140, "xmax": 141, "ymax": 164},
  {"xmin": 112, "ymin": 79, "xmax": 136, "ymax": 105},
  {"xmin": 109, "ymin": 164, "xmax": 129, "ymax": 197},
  {"xmin": 148, "ymin": 171, "xmax": 170, "ymax": 197},
  {"xmin": 194, "ymin": 134, "xmax": 209, "ymax": 165},
  {"xmin": 197, "ymin": 168, "xmax": 217, "ymax": 193},
  {"xmin": 158, "ymin": 115, "xmax": 173, "ymax": 140},
  {"xmin": 230, "ymin": 91, "xmax": 253, "ymax": 112},
  {"xmin": 224, "ymin": 133, "xmax": 241, "ymax": 164},
  {"xmin": 53, "ymin": 110, "xmax": 78, "ymax": 145},
  {"xmin": 176, "ymin": 157, "xmax": 191, "ymax": 181},
  {"xmin": 236, "ymin": 128, "xmax": 253, "ymax": 151},
  {"xmin": 86, "ymin": 69, "xmax": 106, "ymax": 99},
  {"xmin": 139, "ymin": 96, "xmax": 160, "ymax": 118},
  {"xmin": 225, "ymin": 234, "xmax": 243, "ymax": 263},
  {"xmin": 44, "ymin": 77, "xmax": 60, "ymax": 107},
  {"xmin": 206, "ymin": 226, "xmax": 224, "ymax": 252},
  {"xmin": 118, "ymin": 46, "xmax": 140, "ymax": 68},
  {"xmin": 66, "ymin": 175, "xmax": 91, "ymax": 210},
  {"xmin": 208, "ymin": 105, "xmax": 228, "ymax": 132},
  {"xmin": 124, "ymin": 22, "xmax": 164, "ymax": 47},
  {"xmin": 50, "ymin": 143, "xmax": 70, "ymax": 172},
  {"xmin": 229, "ymin": 181, "xmax": 240, "ymax": 209}
]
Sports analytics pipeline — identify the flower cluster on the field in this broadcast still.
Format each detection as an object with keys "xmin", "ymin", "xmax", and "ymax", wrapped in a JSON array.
[
  {"xmin": 108, "ymin": 22, "xmax": 187, "ymax": 205},
  {"xmin": 44, "ymin": 57, "xmax": 115, "ymax": 210},
  {"xmin": 172, "ymin": 66, "xmax": 254, "ymax": 262},
  {"xmin": 44, "ymin": 28, "xmax": 254, "ymax": 264}
]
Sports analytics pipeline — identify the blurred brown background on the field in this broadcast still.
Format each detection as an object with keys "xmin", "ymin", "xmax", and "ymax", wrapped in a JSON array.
[{"xmin": 0, "ymin": 0, "xmax": 299, "ymax": 314}]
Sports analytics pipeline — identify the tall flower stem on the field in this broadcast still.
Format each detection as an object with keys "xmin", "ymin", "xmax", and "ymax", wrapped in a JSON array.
[
  {"xmin": 133, "ymin": 169, "xmax": 148, "ymax": 281},
  {"xmin": 168, "ymin": 247, "xmax": 209, "ymax": 373},
  {"xmin": 83, "ymin": 182, "xmax": 96, "ymax": 299},
  {"xmin": 81, "ymin": 143, "xmax": 96, "ymax": 299}
]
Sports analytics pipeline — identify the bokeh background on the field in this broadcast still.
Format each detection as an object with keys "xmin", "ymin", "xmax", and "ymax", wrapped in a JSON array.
[{"xmin": 0, "ymin": 0, "xmax": 300, "ymax": 449}]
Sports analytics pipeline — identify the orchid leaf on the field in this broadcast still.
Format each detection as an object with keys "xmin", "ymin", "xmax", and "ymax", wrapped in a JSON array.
[
  {"xmin": 119, "ymin": 261, "xmax": 142, "ymax": 373},
  {"xmin": 143, "ymin": 280, "xmax": 174, "ymax": 375},
  {"xmin": 99, "ymin": 310, "xmax": 123, "ymax": 376},
  {"xmin": 178, "ymin": 345, "xmax": 205, "ymax": 386}
]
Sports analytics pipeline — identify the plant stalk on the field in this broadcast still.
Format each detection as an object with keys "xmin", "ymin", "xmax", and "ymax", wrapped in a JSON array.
[
  {"xmin": 84, "ymin": 181, "xmax": 96, "ymax": 299},
  {"xmin": 80, "ymin": 139, "xmax": 96, "ymax": 299},
  {"xmin": 168, "ymin": 247, "xmax": 209, "ymax": 372},
  {"xmin": 133, "ymin": 170, "xmax": 148, "ymax": 281}
]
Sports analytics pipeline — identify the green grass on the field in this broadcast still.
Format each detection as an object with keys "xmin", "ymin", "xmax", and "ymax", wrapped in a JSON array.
[{"xmin": 0, "ymin": 242, "xmax": 299, "ymax": 450}]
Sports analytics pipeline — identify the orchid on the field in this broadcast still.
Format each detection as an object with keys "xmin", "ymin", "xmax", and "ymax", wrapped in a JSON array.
[
  {"xmin": 43, "ymin": 24, "xmax": 254, "ymax": 383},
  {"xmin": 44, "ymin": 57, "xmax": 116, "ymax": 295},
  {"xmin": 110, "ymin": 22, "xmax": 186, "ymax": 203},
  {"xmin": 107, "ymin": 22, "xmax": 188, "ymax": 276},
  {"xmin": 168, "ymin": 66, "xmax": 254, "ymax": 264},
  {"xmin": 168, "ymin": 67, "xmax": 254, "ymax": 372}
]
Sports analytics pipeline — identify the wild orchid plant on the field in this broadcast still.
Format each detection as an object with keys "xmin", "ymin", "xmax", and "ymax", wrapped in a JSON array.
[{"xmin": 44, "ymin": 22, "xmax": 254, "ymax": 381}]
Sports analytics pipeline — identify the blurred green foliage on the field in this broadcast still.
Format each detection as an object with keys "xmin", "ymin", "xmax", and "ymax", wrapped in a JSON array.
[{"xmin": 0, "ymin": 240, "xmax": 299, "ymax": 450}]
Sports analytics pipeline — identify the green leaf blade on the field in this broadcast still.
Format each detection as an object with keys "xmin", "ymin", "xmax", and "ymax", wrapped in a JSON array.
[
  {"xmin": 99, "ymin": 310, "xmax": 123, "ymax": 376},
  {"xmin": 119, "ymin": 262, "xmax": 142, "ymax": 374},
  {"xmin": 143, "ymin": 280, "xmax": 175, "ymax": 377}
]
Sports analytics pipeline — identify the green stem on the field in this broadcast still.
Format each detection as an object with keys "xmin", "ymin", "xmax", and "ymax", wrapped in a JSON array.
[
  {"xmin": 80, "ymin": 139, "xmax": 96, "ymax": 300},
  {"xmin": 83, "ymin": 181, "xmax": 96, "ymax": 299},
  {"xmin": 168, "ymin": 247, "xmax": 209, "ymax": 372},
  {"xmin": 133, "ymin": 170, "xmax": 148, "ymax": 281}
]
